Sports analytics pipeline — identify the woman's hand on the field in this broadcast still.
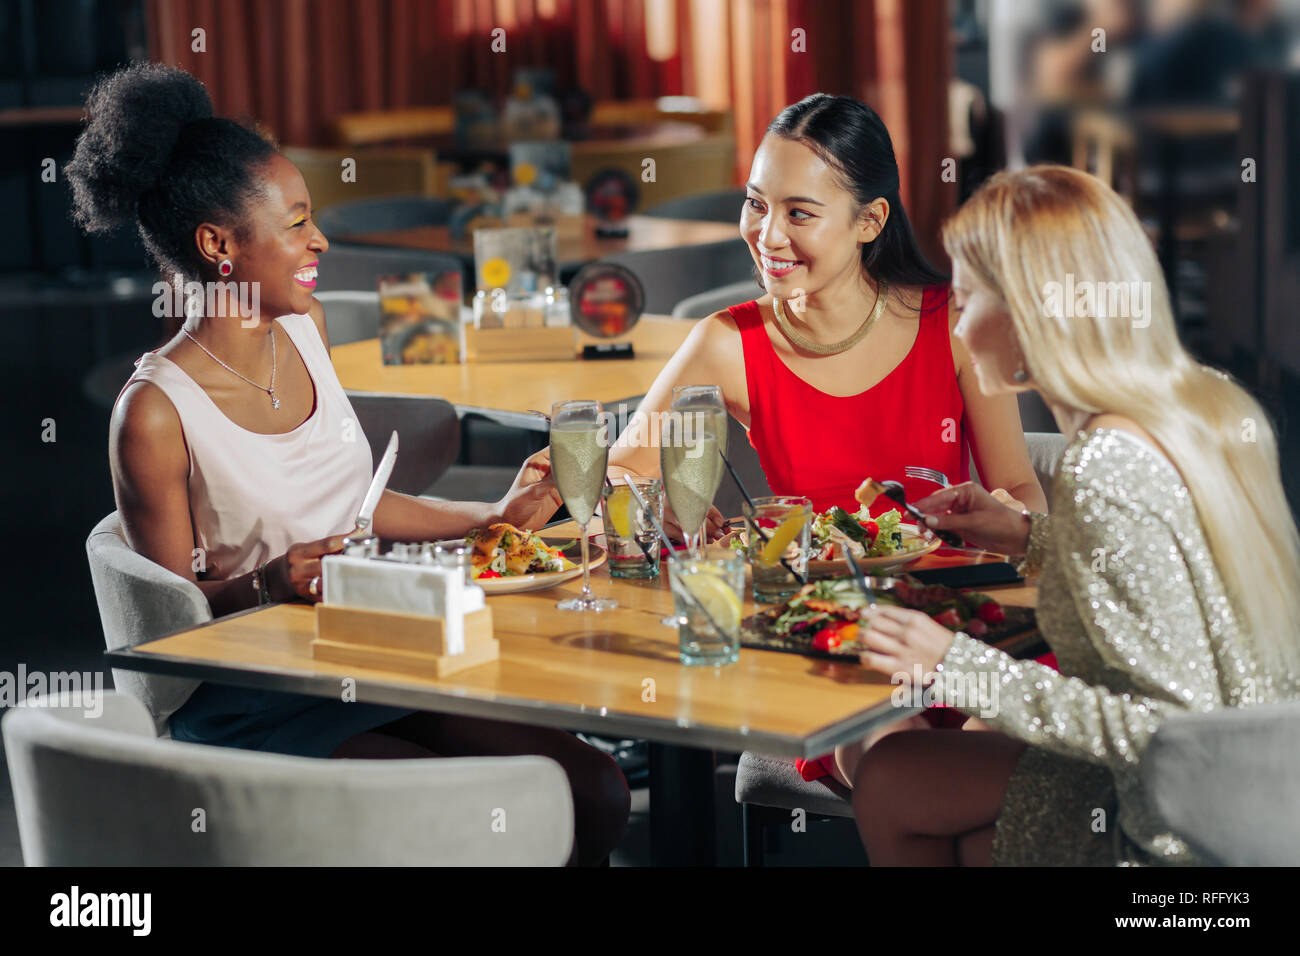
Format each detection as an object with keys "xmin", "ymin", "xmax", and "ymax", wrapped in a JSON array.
[
  {"xmin": 989, "ymin": 488, "xmax": 1028, "ymax": 512},
  {"xmin": 497, "ymin": 448, "xmax": 563, "ymax": 531},
  {"xmin": 663, "ymin": 502, "xmax": 729, "ymax": 545},
  {"xmin": 268, "ymin": 533, "xmax": 350, "ymax": 603},
  {"xmin": 858, "ymin": 605, "xmax": 957, "ymax": 681},
  {"xmin": 912, "ymin": 481, "xmax": 1032, "ymax": 556}
]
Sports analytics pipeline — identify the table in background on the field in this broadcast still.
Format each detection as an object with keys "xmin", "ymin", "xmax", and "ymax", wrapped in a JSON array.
[
  {"xmin": 332, "ymin": 314, "xmax": 694, "ymax": 430},
  {"xmin": 332, "ymin": 215, "xmax": 741, "ymax": 273}
]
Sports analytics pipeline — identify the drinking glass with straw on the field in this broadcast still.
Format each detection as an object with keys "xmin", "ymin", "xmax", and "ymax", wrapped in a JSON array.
[{"xmin": 550, "ymin": 400, "xmax": 616, "ymax": 612}]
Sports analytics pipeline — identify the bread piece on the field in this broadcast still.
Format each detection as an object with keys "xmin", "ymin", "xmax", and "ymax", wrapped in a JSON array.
[{"xmin": 854, "ymin": 478, "xmax": 887, "ymax": 508}]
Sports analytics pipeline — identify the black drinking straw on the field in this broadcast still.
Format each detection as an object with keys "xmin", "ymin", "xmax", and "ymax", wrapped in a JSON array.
[{"xmin": 718, "ymin": 449, "xmax": 807, "ymax": 586}]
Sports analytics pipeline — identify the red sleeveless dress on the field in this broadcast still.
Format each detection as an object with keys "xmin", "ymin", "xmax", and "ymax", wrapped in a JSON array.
[
  {"xmin": 730, "ymin": 284, "xmax": 971, "ymax": 515},
  {"xmin": 731, "ymin": 286, "xmax": 978, "ymax": 781}
]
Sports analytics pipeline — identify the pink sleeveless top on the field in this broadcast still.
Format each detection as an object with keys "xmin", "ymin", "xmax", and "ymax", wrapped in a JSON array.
[{"xmin": 121, "ymin": 313, "xmax": 372, "ymax": 581}]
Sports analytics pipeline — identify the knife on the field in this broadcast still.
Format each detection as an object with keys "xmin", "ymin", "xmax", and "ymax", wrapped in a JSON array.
[{"xmin": 355, "ymin": 431, "xmax": 398, "ymax": 534}]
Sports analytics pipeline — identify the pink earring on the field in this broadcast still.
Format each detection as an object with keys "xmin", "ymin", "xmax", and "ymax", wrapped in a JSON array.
[{"xmin": 218, "ymin": 258, "xmax": 233, "ymax": 277}]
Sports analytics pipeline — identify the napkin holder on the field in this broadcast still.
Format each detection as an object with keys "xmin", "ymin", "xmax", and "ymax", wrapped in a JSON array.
[
  {"xmin": 311, "ymin": 551, "xmax": 498, "ymax": 678},
  {"xmin": 466, "ymin": 289, "xmax": 575, "ymax": 362}
]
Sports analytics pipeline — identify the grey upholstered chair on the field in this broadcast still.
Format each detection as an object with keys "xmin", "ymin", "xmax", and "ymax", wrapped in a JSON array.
[
  {"xmin": 3, "ymin": 691, "xmax": 574, "ymax": 865},
  {"xmin": 599, "ymin": 240, "xmax": 755, "ymax": 315},
  {"xmin": 1143, "ymin": 701, "xmax": 1300, "ymax": 866},
  {"xmin": 643, "ymin": 187, "xmax": 747, "ymax": 224},
  {"xmin": 671, "ymin": 278, "xmax": 762, "ymax": 319},
  {"xmin": 315, "ymin": 196, "xmax": 455, "ymax": 238},
  {"xmin": 86, "ymin": 512, "xmax": 206, "ymax": 736},
  {"xmin": 734, "ymin": 431, "xmax": 1071, "ymax": 864},
  {"xmin": 346, "ymin": 392, "xmax": 462, "ymax": 496},
  {"xmin": 315, "ymin": 290, "xmax": 385, "ymax": 346}
]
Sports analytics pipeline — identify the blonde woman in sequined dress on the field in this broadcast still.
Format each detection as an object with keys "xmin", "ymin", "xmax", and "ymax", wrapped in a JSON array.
[{"xmin": 850, "ymin": 166, "xmax": 1300, "ymax": 866}]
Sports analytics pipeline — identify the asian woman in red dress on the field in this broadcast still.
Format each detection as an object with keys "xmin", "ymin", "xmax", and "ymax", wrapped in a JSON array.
[{"xmin": 529, "ymin": 93, "xmax": 1049, "ymax": 788}]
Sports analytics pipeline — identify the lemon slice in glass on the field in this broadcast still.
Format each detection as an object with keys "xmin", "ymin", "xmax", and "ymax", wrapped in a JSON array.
[
  {"xmin": 606, "ymin": 486, "xmax": 636, "ymax": 539},
  {"xmin": 681, "ymin": 572, "xmax": 743, "ymax": 634},
  {"xmin": 760, "ymin": 512, "xmax": 806, "ymax": 566}
]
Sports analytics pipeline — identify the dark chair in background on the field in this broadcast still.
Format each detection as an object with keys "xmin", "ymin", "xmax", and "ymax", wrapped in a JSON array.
[
  {"xmin": 346, "ymin": 393, "xmax": 461, "ymax": 496},
  {"xmin": 642, "ymin": 188, "xmax": 747, "ymax": 224},
  {"xmin": 315, "ymin": 196, "xmax": 456, "ymax": 239},
  {"xmin": 315, "ymin": 245, "xmax": 466, "ymax": 297},
  {"xmin": 599, "ymin": 240, "xmax": 755, "ymax": 315}
]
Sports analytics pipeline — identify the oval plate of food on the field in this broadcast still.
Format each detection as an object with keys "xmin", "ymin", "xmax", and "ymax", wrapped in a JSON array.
[
  {"xmin": 723, "ymin": 506, "xmax": 941, "ymax": 577},
  {"xmin": 468, "ymin": 525, "xmax": 607, "ymax": 595},
  {"xmin": 807, "ymin": 523, "xmax": 940, "ymax": 577}
]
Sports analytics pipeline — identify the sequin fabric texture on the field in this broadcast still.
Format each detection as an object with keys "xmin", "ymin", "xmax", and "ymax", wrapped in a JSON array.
[{"xmin": 934, "ymin": 428, "xmax": 1290, "ymax": 865}]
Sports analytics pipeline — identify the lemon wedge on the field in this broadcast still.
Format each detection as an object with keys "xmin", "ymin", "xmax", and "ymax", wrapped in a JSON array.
[
  {"xmin": 681, "ymin": 572, "xmax": 743, "ymax": 634},
  {"xmin": 606, "ymin": 486, "xmax": 636, "ymax": 539},
  {"xmin": 759, "ymin": 512, "xmax": 807, "ymax": 566}
]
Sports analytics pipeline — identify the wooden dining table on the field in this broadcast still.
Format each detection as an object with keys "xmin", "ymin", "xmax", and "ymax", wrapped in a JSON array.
[
  {"xmin": 332, "ymin": 214, "xmax": 742, "ymax": 273},
  {"xmin": 331, "ymin": 315, "xmax": 695, "ymax": 429},
  {"xmin": 106, "ymin": 522, "xmax": 1040, "ymax": 866}
]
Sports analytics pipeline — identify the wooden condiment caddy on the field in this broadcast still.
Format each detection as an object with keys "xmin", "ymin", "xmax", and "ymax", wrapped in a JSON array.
[{"xmin": 312, "ymin": 604, "xmax": 499, "ymax": 678}]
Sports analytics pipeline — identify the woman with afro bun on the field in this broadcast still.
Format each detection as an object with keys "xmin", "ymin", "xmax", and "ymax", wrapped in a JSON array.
[{"xmin": 69, "ymin": 63, "xmax": 627, "ymax": 865}]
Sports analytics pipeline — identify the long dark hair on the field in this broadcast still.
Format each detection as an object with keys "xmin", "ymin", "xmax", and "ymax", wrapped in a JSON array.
[
  {"xmin": 66, "ymin": 63, "xmax": 276, "ymax": 283},
  {"xmin": 764, "ymin": 93, "xmax": 948, "ymax": 294}
]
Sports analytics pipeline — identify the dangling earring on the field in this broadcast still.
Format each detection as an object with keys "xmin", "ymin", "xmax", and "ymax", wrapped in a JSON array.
[
  {"xmin": 218, "ymin": 258, "xmax": 233, "ymax": 277},
  {"xmin": 1013, "ymin": 366, "xmax": 1029, "ymax": 383}
]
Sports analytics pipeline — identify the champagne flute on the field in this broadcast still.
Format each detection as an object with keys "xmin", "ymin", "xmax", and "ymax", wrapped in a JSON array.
[
  {"xmin": 665, "ymin": 385, "xmax": 727, "ymax": 555},
  {"xmin": 670, "ymin": 385, "xmax": 728, "ymax": 458},
  {"xmin": 660, "ymin": 414, "xmax": 723, "ymax": 558},
  {"xmin": 550, "ymin": 400, "xmax": 616, "ymax": 612}
]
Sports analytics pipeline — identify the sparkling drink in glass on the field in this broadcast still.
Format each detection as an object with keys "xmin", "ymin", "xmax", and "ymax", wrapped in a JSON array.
[
  {"xmin": 660, "ymin": 417, "xmax": 722, "ymax": 557},
  {"xmin": 550, "ymin": 400, "xmax": 616, "ymax": 611}
]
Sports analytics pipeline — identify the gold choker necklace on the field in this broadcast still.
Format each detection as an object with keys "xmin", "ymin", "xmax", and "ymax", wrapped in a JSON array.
[{"xmin": 772, "ymin": 282, "xmax": 889, "ymax": 356}]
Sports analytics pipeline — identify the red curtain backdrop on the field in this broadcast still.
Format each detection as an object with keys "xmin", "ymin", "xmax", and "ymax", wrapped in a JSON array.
[{"xmin": 146, "ymin": 0, "xmax": 953, "ymax": 264}]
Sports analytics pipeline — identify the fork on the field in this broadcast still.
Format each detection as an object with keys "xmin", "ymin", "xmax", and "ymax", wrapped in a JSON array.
[{"xmin": 904, "ymin": 465, "xmax": 950, "ymax": 488}]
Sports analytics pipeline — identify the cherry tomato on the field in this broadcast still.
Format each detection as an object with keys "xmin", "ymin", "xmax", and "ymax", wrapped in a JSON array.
[
  {"xmin": 933, "ymin": 607, "xmax": 964, "ymax": 630},
  {"xmin": 478, "ymin": 569, "xmax": 502, "ymax": 579},
  {"xmin": 811, "ymin": 628, "xmax": 842, "ymax": 652},
  {"xmin": 977, "ymin": 601, "xmax": 1006, "ymax": 624},
  {"xmin": 858, "ymin": 519, "xmax": 879, "ymax": 539}
]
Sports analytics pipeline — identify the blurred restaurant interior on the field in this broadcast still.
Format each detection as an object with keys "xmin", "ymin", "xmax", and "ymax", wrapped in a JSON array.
[{"xmin": 2, "ymin": 0, "xmax": 1299, "ymax": 868}]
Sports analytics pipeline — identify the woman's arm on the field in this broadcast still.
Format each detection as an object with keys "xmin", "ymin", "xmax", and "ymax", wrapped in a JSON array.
[
  {"xmin": 606, "ymin": 310, "xmax": 746, "ymax": 482},
  {"xmin": 929, "ymin": 487, "xmax": 1222, "ymax": 774},
  {"xmin": 111, "ymin": 382, "xmax": 270, "ymax": 616},
  {"xmin": 950, "ymin": 320, "xmax": 1048, "ymax": 512}
]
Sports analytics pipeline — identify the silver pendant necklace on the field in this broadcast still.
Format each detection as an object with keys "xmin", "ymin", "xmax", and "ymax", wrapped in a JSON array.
[{"xmin": 183, "ymin": 325, "xmax": 280, "ymax": 409}]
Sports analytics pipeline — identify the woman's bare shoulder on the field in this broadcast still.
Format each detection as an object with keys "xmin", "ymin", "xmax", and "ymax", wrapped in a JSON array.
[{"xmin": 111, "ymin": 380, "xmax": 187, "ymax": 473}]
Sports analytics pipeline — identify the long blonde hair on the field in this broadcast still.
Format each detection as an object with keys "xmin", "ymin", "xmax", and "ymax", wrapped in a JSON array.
[{"xmin": 943, "ymin": 165, "xmax": 1300, "ymax": 679}]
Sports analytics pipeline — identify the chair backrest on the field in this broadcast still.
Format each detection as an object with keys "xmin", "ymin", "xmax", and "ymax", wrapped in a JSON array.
[
  {"xmin": 1142, "ymin": 701, "xmax": 1300, "ymax": 866},
  {"xmin": 601, "ymin": 239, "xmax": 755, "ymax": 315},
  {"xmin": 315, "ymin": 196, "xmax": 455, "ymax": 238},
  {"xmin": 2, "ymin": 691, "xmax": 574, "ymax": 866},
  {"xmin": 315, "ymin": 244, "xmax": 467, "ymax": 296},
  {"xmin": 315, "ymin": 290, "xmax": 384, "ymax": 346},
  {"xmin": 347, "ymin": 393, "xmax": 462, "ymax": 496},
  {"xmin": 1023, "ymin": 431, "xmax": 1068, "ymax": 504},
  {"xmin": 85, "ymin": 513, "xmax": 206, "ymax": 736},
  {"xmin": 643, "ymin": 187, "xmax": 747, "ymax": 223},
  {"xmin": 671, "ymin": 278, "xmax": 761, "ymax": 319}
]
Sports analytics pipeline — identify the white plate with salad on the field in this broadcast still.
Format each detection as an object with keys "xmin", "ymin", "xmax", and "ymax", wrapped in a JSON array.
[{"xmin": 728, "ymin": 506, "xmax": 940, "ymax": 575}]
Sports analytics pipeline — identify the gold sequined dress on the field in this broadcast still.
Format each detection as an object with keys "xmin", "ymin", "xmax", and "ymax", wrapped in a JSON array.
[{"xmin": 933, "ymin": 428, "xmax": 1289, "ymax": 865}]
